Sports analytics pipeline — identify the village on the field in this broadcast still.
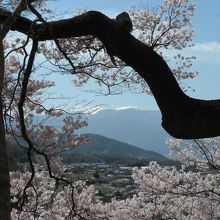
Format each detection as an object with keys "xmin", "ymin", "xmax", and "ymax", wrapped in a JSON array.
[{"xmin": 63, "ymin": 163, "xmax": 140, "ymax": 202}]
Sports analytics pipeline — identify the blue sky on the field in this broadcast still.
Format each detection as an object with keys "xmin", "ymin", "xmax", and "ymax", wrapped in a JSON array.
[{"xmin": 42, "ymin": 0, "xmax": 220, "ymax": 111}]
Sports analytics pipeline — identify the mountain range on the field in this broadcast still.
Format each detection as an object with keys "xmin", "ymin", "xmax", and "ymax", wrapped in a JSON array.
[
  {"xmin": 81, "ymin": 108, "xmax": 170, "ymax": 155},
  {"xmin": 35, "ymin": 108, "xmax": 170, "ymax": 156}
]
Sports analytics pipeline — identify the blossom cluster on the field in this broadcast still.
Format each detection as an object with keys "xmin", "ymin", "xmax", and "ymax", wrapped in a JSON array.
[
  {"xmin": 38, "ymin": 0, "xmax": 197, "ymax": 95},
  {"xmin": 10, "ymin": 158, "xmax": 220, "ymax": 219}
]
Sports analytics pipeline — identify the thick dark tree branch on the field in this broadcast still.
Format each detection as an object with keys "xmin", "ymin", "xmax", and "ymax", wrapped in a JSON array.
[{"xmin": 1, "ymin": 9, "xmax": 220, "ymax": 139}]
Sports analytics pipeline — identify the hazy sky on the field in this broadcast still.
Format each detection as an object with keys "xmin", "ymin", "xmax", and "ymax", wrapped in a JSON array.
[{"xmin": 41, "ymin": 0, "xmax": 220, "ymax": 111}]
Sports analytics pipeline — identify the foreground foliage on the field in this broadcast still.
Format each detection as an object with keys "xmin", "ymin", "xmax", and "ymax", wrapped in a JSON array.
[{"xmin": 11, "ymin": 138, "xmax": 220, "ymax": 219}]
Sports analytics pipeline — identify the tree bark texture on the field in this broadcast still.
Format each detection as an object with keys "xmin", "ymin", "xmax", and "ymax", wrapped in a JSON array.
[
  {"xmin": 0, "ymin": 40, "xmax": 11, "ymax": 220},
  {"xmin": 0, "ymin": 3, "xmax": 28, "ymax": 219},
  {"xmin": 1, "ymin": 10, "xmax": 220, "ymax": 139}
]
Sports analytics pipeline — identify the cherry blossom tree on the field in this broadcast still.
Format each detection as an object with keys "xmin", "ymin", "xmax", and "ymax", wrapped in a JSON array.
[
  {"xmin": 1, "ymin": 0, "xmax": 220, "ymax": 219},
  {"xmin": 0, "ymin": 1, "xmax": 90, "ymax": 218},
  {"xmin": 9, "ymin": 138, "xmax": 220, "ymax": 219}
]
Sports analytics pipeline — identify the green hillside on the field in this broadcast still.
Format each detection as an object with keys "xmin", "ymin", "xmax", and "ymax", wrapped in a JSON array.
[
  {"xmin": 62, "ymin": 134, "xmax": 168, "ymax": 164},
  {"xmin": 7, "ymin": 134, "xmax": 172, "ymax": 166}
]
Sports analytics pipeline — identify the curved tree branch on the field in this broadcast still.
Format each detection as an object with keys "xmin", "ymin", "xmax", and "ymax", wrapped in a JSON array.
[{"xmin": 1, "ymin": 9, "xmax": 220, "ymax": 139}]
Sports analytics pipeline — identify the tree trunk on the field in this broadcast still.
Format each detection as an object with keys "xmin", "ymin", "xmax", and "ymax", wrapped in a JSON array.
[{"xmin": 0, "ymin": 41, "xmax": 11, "ymax": 220}]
